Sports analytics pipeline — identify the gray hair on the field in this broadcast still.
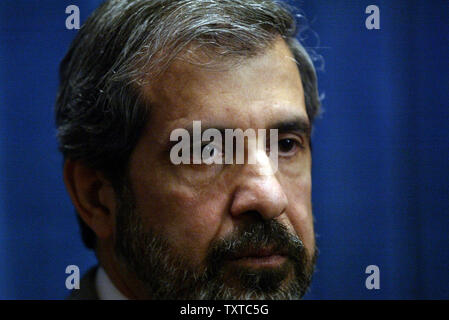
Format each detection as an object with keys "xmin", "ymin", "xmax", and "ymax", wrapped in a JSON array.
[{"xmin": 55, "ymin": 0, "xmax": 321, "ymax": 249}]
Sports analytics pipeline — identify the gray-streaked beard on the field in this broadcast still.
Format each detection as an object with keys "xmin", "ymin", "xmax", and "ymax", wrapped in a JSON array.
[{"xmin": 114, "ymin": 181, "xmax": 316, "ymax": 300}]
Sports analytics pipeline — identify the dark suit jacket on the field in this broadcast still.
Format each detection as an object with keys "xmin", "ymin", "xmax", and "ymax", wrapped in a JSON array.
[{"xmin": 66, "ymin": 266, "xmax": 99, "ymax": 300}]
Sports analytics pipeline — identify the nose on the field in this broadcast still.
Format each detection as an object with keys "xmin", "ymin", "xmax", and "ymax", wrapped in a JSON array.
[{"xmin": 230, "ymin": 156, "xmax": 288, "ymax": 221}]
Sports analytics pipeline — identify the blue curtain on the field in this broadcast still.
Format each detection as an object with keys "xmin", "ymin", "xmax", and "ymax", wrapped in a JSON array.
[{"xmin": 1, "ymin": 0, "xmax": 448, "ymax": 299}]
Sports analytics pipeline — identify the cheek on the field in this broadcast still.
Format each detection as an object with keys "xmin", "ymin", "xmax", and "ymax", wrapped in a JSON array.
[
  {"xmin": 284, "ymin": 172, "xmax": 315, "ymax": 254},
  {"xmin": 129, "ymin": 142, "xmax": 229, "ymax": 264},
  {"xmin": 133, "ymin": 178, "xmax": 228, "ymax": 265}
]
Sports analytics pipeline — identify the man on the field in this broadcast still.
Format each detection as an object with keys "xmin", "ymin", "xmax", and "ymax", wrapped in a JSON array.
[{"xmin": 56, "ymin": 0, "xmax": 321, "ymax": 300}]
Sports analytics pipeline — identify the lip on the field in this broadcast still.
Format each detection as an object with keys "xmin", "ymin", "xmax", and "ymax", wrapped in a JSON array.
[
  {"xmin": 228, "ymin": 247, "xmax": 288, "ymax": 267},
  {"xmin": 232, "ymin": 254, "xmax": 287, "ymax": 267}
]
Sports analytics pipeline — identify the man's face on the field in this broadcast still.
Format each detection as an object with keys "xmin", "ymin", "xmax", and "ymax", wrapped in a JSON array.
[{"xmin": 114, "ymin": 37, "xmax": 316, "ymax": 299}]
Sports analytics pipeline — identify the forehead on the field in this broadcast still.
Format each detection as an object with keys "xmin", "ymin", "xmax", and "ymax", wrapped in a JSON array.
[{"xmin": 142, "ymin": 37, "xmax": 308, "ymax": 135}]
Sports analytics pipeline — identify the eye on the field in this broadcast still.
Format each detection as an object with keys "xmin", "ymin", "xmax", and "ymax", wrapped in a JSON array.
[
  {"xmin": 277, "ymin": 135, "xmax": 304, "ymax": 157},
  {"xmin": 201, "ymin": 142, "xmax": 223, "ymax": 164},
  {"xmin": 202, "ymin": 143, "xmax": 216, "ymax": 157}
]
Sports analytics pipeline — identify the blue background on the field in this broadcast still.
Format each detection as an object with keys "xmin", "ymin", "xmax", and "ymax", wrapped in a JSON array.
[{"xmin": 0, "ymin": 0, "xmax": 448, "ymax": 299}]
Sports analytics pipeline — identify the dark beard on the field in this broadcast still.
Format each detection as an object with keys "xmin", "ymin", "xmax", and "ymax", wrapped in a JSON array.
[{"xmin": 114, "ymin": 181, "xmax": 316, "ymax": 299}]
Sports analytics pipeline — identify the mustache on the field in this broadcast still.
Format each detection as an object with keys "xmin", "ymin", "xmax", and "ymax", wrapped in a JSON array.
[{"xmin": 206, "ymin": 218, "xmax": 306, "ymax": 266}]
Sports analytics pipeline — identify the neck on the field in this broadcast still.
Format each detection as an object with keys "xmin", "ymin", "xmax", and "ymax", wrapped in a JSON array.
[{"xmin": 96, "ymin": 239, "xmax": 149, "ymax": 299}]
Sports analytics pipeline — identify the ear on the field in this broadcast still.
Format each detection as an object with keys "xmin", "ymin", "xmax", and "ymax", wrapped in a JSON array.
[{"xmin": 63, "ymin": 159, "xmax": 117, "ymax": 241}]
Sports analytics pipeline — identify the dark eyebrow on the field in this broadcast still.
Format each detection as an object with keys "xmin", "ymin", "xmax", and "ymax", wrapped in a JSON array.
[
  {"xmin": 181, "ymin": 124, "xmax": 228, "ymax": 140},
  {"xmin": 174, "ymin": 117, "xmax": 311, "ymax": 139},
  {"xmin": 268, "ymin": 117, "xmax": 311, "ymax": 136}
]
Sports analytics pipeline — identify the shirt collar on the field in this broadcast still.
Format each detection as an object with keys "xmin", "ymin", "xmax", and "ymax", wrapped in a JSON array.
[{"xmin": 95, "ymin": 266, "xmax": 128, "ymax": 300}]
